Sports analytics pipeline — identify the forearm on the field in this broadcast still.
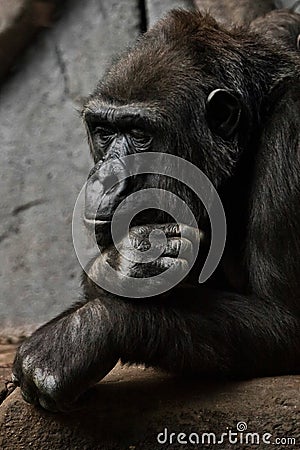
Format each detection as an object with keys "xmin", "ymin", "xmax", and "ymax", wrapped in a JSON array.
[
  {"xmin": 76, "ymin": 285, "xmax": 299, "ymax": 377},
  {"xmin": 98, "ymin": 289, "xmax": 300, "ymax": 377}
]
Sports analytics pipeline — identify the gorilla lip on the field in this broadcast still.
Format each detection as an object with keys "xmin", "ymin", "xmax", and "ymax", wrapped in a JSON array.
[{"xmin": 84, "ymin": 216, "xmax": 111, "ymax": 225}]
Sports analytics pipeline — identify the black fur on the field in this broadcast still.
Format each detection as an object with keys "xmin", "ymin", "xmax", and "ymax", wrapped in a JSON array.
[
  {"xmin": 13, "ymin": 9, "xmax": 300, "ymax": 412},
  {"xmin": 251, "ymin": 9, "xmax": 300, "ymax": 50}
]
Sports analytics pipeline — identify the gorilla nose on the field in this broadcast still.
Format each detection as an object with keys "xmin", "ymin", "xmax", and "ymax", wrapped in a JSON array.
[{"xmin": 85, "ymin": 161, "xmax": 128, "ymax": 222}]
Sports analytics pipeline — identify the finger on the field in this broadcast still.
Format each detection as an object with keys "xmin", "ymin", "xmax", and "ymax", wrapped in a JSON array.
[
  {"xmin": 131, "ymin": 257, "xmax": 189, "ymax": 278},
  {"xmin": 162, "ymin": 237, "xmax": 196, "ymax": 263},
  {"xmin": 130, "ymin": 223, "xmax": 180, "ymax": 239}
]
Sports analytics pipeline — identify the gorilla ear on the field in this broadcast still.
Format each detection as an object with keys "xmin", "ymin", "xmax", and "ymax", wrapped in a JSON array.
[{"xmin": 206, "ymin": 89, "xmax": 241, "ymax": 138}]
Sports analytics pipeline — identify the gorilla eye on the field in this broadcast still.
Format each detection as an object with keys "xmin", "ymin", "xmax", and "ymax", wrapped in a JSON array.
[
  {"xmin": 130, "ymin": 129, "xmax": 152, "ymax": 147},
  {"xmin": 93, "ymin": 125, "xmax": 116, "ymax": 147}
]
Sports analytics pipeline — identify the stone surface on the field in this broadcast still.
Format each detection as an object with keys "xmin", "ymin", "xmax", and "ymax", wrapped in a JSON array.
[
  {"xmin": 276, "ymin": 0, "xmax": 300, "ymax": 11},
  {"xmin": 0, "ymin": 344, "xmax": 16, "ymax": 409},
  {"xmin": 0, "ymin": 344, "xmax": 15, "ymax": 386},
  {"xmin": 0, "ymin": 0, "xmax": 33, "ymax": 82},
  {"xmin": 0, "ymin": 345, "xmax": 299, "ymax": 450},
  {"xmin": 146, "ymin": 0, "xmax": 195, "ymax": 27},
  {"xmin": 0, "ymin": 0, "xmax": 141, "ymax": 328},
  {"xmin": 0, "ymin": 347, "xmax": 299, "ymax": 450},
  {"xmin": 195, "ymin": 0, "xmax": 275, "ymax": 25},
  {"xmin": 0, "ymin": 0, "xmax": 59, "ymax": 82},
  {"xmin": 0, "ymin": 0, "xmax": 25, "ymax": 31}
]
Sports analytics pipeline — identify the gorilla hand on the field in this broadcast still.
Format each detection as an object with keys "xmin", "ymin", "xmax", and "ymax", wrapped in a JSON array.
[
  {"xmin": 86, "ymin": 223, "xmax": 201, "ymax": 297},
  {"xmin": 12, "ymin": 300, "xmax": 119, "ymax": 412}
]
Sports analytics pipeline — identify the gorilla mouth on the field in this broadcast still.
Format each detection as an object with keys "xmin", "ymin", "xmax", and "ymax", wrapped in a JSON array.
[
  {"xmin": 84, "ymin": 216, "xmax": 111, "ymax": 226},
  {"xmin": 83, "ymin": 206, "xmax": 210, "ymax": 246},
  {"xmin": 83, "ymin": 212, "xmax": 210, "ymax": 267}
]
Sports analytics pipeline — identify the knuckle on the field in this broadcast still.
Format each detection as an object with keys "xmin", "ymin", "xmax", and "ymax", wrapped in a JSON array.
[
  {"xmin": 162, "ymin": 257, "xmax": 188, "ymax": 271},
  {"xmin": 166, "ymin": 223, "xmax": 181, "ymax": 236},
  {"xmin": 32, "ymin": 367, "xmax": 60, "ymax": 397},
  {"xmin": 21, "ymin": 354, "xmax": 36, "ymax": 376},
  {"xmin": 15, "ymin": 352, "xmax": 61, "ymax": 400}
]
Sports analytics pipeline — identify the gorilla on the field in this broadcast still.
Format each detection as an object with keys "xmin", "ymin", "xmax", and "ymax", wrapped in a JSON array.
[
  {"xmin": 250, "ymin": 9, "xmax": 300, "ymax": 49},
  {"xmin": 12, "ymin": 6, "xmax": 300, "ymax": 412}
]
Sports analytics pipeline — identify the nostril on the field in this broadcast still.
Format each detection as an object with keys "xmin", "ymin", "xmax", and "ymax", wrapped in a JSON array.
[{"xmin": 85, "ymin": 160, "xmax": 129, "ymax": 222}]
